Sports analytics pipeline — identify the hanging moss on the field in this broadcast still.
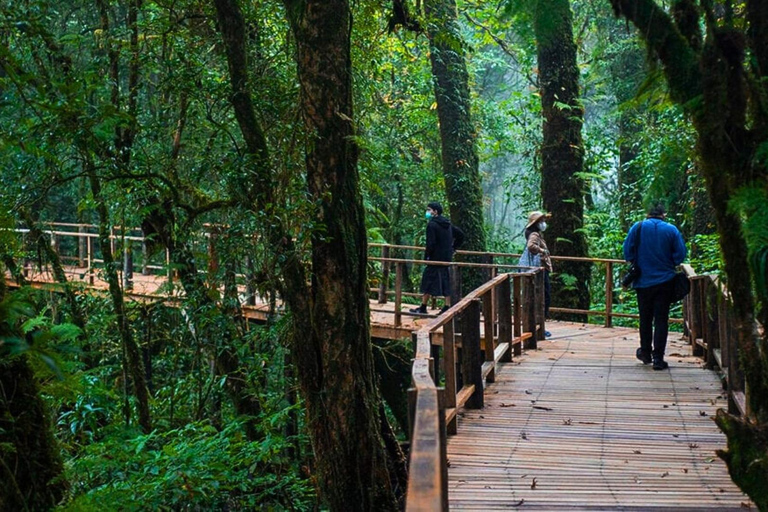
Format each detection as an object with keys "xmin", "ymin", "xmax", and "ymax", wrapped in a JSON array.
[{"xmin": 715, "ymin": 410, "xmax": 768, "ymax": 511}]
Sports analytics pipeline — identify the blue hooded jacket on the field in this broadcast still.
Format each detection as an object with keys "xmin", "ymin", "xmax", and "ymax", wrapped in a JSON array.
[{"xmin": 623, "ymin": 218, "xmax": 687, "ymax": 289}]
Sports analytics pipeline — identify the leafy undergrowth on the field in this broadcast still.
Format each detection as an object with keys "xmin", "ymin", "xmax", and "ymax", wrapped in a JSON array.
[{"xmin": 59, "ymin": 421, "xmax": 315, "ymax": 511}]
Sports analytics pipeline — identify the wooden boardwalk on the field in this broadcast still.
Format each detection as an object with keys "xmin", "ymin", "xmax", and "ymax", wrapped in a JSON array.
[{"xmin": 447, "ymin": 321, "xmax": 752, "ymax": 510}]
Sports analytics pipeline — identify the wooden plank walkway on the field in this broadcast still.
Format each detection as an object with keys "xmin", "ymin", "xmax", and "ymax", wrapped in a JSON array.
[{"xmin": 447, "ymin": 321, "xmax": 753, "ymax": 510}]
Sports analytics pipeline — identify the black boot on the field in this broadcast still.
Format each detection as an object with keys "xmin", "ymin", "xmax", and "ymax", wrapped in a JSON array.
[{"xmin": 410, "ymin": 304, "xmax": 427, "ymax": 314}]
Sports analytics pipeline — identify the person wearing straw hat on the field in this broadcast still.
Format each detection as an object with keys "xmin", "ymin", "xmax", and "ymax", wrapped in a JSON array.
[
  {"xmin": 410, "ymin": 202, "xmax": 465, "ymax": 315},
  {"xmin": 524, "ymin": 211, "xmax": 552, "ymax": 337}
]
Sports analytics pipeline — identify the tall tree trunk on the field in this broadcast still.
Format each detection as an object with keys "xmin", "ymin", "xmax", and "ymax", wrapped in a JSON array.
[
  {"xmin": 282, "ymin": 2, "xmax": 400, "ymax": 508},
  {"xmin": 213, "ymin": 0, "xmax": 401, "ymax": 507},
  {"xmin": 0, "ymin": 356, "xmax": 67, "ymax": 511},
  {"xmin": 534, "ymin": 0, "xmax": 591, "ymax": 317},
  {"xmin": 424, "ymin": 0, "xmax": 487, "ymax": 293},
  {"xmin": 85, "ymin": 163, "xmax": 152, "ymax": 434}
]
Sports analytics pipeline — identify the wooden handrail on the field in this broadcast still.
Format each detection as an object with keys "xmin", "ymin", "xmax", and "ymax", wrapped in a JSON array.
[
  {"xmin": 681, "ymin": 264, "xmax": 751, "ymax": 418},
  {"xmin": 406, "ymin": 272, "xmax": 538, "ymax": 511}
]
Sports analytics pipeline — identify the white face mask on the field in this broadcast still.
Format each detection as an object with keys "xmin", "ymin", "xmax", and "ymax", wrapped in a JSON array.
[{"xmin": 539, "ymin": 221, "xmax": 547, "ymax": 231}]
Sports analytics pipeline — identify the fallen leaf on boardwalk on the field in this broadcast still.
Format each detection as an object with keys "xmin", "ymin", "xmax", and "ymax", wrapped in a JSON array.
[
  {"xmin": 669, "ymin": 353, "xmax": 684, "ymax": 357},
  {"xmin": 530, "ymin": 477, "xmax": 537, "ymax": 489},
  {"xmin": 634, "ymin": 476, "xmax": 641, "ymax": 484},
  {"xmin": 633, "ymin": 450, "xmax": 642, "ymax": 454},
  {"xmin": 520, "ymin": 474, "xmax": 528, "ymax": 479},
  {"xmin": 720, "ymin": 488, "xmax": 726, "ymax": 493},
  {"xmin": 699, "ymin": 411, "xmax": 708, "ymax": 416},
  {"xmin": 499, "ymin": 403, "xmax": 516, "ymax": 407},
  {"xmin": 563, "ymin": 418, "xmax": 572, "ymax": 425},
  {"xmin": 663, "ymin": 405, "xmax": 669, "ymax": 408},
  {"xmin": 705, "ymin": 457, "xmax": 715, "ymax": 463},
  {"xmin": 479, "ymin": 415, "xmax": 485, "ymax": 419},
  {"xmin": 511, "ymin": 499, "xmax": 525, "ymax": 507},
  {"xmin": 741, "ymin": 502, "xmax": 752, "ymax": 508},
  {"xmin": 525, "ymin": 389, "xmax": 533, "ymax": 394},
  {"xmin": 661, "ymin": 471, "xmax": 670, "ymax": 478},
  {"xmin": 521, "ymin": 432, "xmax": 528, "ymax": 440},
  {"xmin": 533, "ymin": 405, "xmax": 553, "ymax": 411},
  {"xmin": 578, "ymin": 421, "xmax": 599, "ymax": 425},
  {"xmin": 689, "ymin": 443, "xmax": 699, "ymax": 449},
  {"xmin": 673, "ymin": 434, "xmax": 680, "ymax": 438},
  {"xmin": 682, "ymin": 468, "xmax": 689, "ymax": 473},
  {"xmin": 710, "ymin": 399, "xmax": 717, "ymax": 405},
  {"xmin": 484, "ymin": 485, "xmax": 492, "ymax": 489}
]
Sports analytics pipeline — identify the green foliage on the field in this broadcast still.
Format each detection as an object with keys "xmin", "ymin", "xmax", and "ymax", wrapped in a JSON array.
[{"xmin": 61, "ymin": 421, "xmax": 314, "ymax": 511}]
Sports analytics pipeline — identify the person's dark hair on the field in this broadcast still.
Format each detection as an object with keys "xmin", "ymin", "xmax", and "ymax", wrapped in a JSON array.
[
  {"xmin": 648, "ymin": 203, "xmax": 666, "ymax": 218},
  {"xmin": 427, "ymin": 202, "xmax": 443, "ymax": 216},
  {"xmin": 524, "ymin": 225, "xmax": 539, "ymax": 240}
]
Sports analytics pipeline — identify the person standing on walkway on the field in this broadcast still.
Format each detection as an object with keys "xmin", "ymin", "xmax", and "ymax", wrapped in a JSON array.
[
  {"xmin": 410, "ymin": 202, "xmax": 464, "ymax": 315},
  {"xmin": 523, "ymin": 211, "xmax": 553, "ymax": 337},
  {"xmin": 623, "ymin": 204, "xmax": 687, "ymax": 370}
]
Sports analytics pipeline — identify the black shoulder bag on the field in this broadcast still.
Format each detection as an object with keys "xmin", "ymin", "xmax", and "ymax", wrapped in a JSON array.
[{"xmin": 621, "ymin": 221, "xmax": 642, "ymax": 289}]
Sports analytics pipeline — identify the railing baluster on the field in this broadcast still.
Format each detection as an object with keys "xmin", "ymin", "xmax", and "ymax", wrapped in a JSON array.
[
  {"xmin": 443, "ymin": 318, "xmax": 457, "ymax": 435},
  {"xmin": 482, "ymin": 290, "xmax": 495, "ymax": 383},
  {"xmin": 378, "ymin": 244, "xmax": 390, "ymax": 304},
  {"xmin": 498, "ymin": 275, "xmax": 512, "ymax": 362},
  {"xmin": 394, "ymin": 262, "xmax": 403, "ymax": 328},
  {"xmin": 461, "ymin": 299, "xmax": 483, "ymax": 409},
  {"xmin": 605, "ymin": 261, "xmax": 613, "ymax": 327}
]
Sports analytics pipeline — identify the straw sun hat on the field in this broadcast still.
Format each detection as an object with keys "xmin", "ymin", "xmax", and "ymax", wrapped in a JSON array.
[{"xmin": 525, "ymin": 211, "xmax": 551, "ymax": 229}]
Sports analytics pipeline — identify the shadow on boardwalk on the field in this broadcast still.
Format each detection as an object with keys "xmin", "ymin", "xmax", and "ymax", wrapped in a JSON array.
[{"xmin": 447, "ymin": 321, "xmax": 753, "ymax": 510}]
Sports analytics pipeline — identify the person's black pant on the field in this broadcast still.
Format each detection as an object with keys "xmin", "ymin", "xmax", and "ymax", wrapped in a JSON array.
[{"xmin": 636, "ymin": 278, "xmax": 675, "ymax": 361}]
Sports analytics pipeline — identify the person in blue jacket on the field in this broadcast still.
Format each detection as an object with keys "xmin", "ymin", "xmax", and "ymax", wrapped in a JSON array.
[{"xmin": 623, "ymin": 204, "xmax": 687, "ymax": 370}]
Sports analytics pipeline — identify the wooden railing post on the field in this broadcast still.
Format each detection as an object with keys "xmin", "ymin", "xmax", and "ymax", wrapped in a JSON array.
[
  {"xmin": 482, "ymin": 290, "xmax": 495, "ymax": 383},
  {"xmin": 461, "ymin": 299, "xmax": 483, "ymax": 409},
  {"xmin": 394, "ymin": 262, "xmax": 403, "ymax": 328},
  {"xmin": 522, "ymin": 274, "xmax": 537, "ymax": 350},
  {"xmin": 443, "ymin": 318, "xmax": 458, "ymax": 434},
  {"xmin": 78, "ymin": 225, "xmax": 87, "ymax": 268},
  {"xmin": 50, "ymin": 231, "xmax": 60, "ymax": 256},
  {"xmin": 378, "ymin": 245, "xmax": 390, "ymax": 304},
  {"xmin": 604, "ymin": 261, "xmax": 613, "ymax": 327},
  {"xmin": 450, "ymin": 264, "xmax": 461, "ymax": 307},
  {"xmin": 123, "ymin": 240, "xmax": 133, "ymax": 291},
  {"xmin": 513, "ymin": 274, "xmax": 522, "ymax": 356},
  {"xmin": 704, "ymin": 279, "xmax": 718, "ymax": 370},
  {"xmin": 498, "ymin": 275, "xmax": 513, "ymax": 362},
  {"xmin": 691, "ymin": 278, "xmax": 704, "ymax": 357},
  {"xmin": 207, "ymin": 228, "xmax": 219, "ymax": 279},
  {"xmin": 535, "ymin": 270, "xmax": 546, "ymax": 340}
]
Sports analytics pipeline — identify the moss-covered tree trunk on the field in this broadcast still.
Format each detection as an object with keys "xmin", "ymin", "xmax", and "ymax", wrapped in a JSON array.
[
  {"xmin": 0, "ymin": 356, "xmax": 67, "ymax": 511},
  {"xmin": 282, "ymin": 2, "xmax": 401, "ymax": 508},
  {"xmin": 214, "ymin": 0, "xmax": 401, "ymax": 507},
  {"xmin": 86, "ymin": 163, "xmax": 152, "ymax": 434},
  {"xmin": 609, "ymin": 0, "xmax": 768, "ymax": 504},
  {"xmin": 424, "ymin": 0, "xmax": 487, "ymax": 293},
  {"xmin": 534, "ymin": 0, "xmax": 591, "ymax": 317}
]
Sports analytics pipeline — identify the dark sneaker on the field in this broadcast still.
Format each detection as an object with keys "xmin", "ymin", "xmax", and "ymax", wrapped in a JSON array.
[
  {"xmin": 653, "ymin": 359, "xmax": 669, "ymax": 371},
  {"xmin": 409, "ymin": 305, "xmax": 427, "ymax": 314},
  {"xmin": 636, "ymin": 347, "xmax": 652, "ymax": 365}
]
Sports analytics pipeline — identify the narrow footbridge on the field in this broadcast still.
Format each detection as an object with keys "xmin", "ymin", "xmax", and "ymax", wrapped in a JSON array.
[{"xmin": 6, "ymin": 224, "xmax": 755, "ymax": 510}]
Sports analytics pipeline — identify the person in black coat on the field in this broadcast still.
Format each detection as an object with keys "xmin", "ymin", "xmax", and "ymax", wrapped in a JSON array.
[{"xmin": 410, "ymin": 202, "xmax": 465, "ymax": 314}]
